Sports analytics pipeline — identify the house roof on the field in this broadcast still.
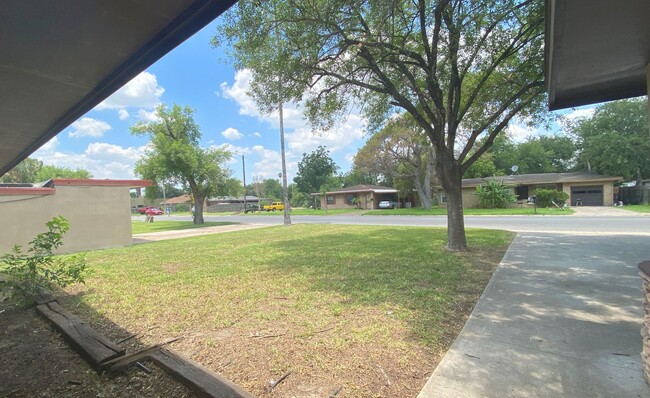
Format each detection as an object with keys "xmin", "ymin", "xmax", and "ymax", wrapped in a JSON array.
[
  {"xmin": 208, "ymin": 195, "xmax": 260, "ymax": 202},
  {"xmin": 0, "ymin": 178, "xmax": 152, "ymax": 195},
  {"xmin": 312, "ymin": 184, "xmax": 398, "ymax": 196},
  {"xmin": 461, "ymin": 172, "xmax": 623, "ymax": 188},
  {"xmin": 163, "ymin": 194, "xmax": 192, "ymax": 204},
  {"xmin": 545, "ymin": 0, "xmax": 650, "ymax": 110},
  {"xmin": 0, "ymin": 0, "xmax": 238, "ymax": 176}
]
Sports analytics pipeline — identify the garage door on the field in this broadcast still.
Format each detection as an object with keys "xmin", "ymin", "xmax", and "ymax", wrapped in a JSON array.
[{"xmin": 570, "ymin": 185, "xmax": 603, "ymax": 206}]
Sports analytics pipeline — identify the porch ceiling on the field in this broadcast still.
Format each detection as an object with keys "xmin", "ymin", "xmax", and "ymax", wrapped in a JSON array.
[
  {"xmin": 545, "ymin": 0, "xmax": 649, "ymax": 110},
  {"xmin": 0, "ymin": 0, "xmax": 237, "ymax": 176}
]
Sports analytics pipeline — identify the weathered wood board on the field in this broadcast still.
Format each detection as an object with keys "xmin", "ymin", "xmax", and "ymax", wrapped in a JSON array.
[
  {"xmin": 36, "ymin": 301, "xmax": 124, "ymax": 368},
  {"xmin": 150, "ymin": 349, "xmax": 256, "ymax": 398}
]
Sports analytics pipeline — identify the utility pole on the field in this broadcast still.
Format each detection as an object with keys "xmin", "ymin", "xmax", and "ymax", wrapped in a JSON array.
[
  {"xmin": 241, "ymin": 154, "xmax": 247, "ymax": 212},
  {"xmin": 279, "ymin": 102, "xmax": 291, "ymax": 225}
]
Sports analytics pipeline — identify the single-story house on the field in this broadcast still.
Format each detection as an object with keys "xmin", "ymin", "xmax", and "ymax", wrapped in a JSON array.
[
  {"xmin": 438, "ymin": 172, "xmax": 623, "ymax": 208},
  {"xmin": 0, "ymin": 178, "xmax": 151, "ymax": 255},
  {"xmin": 311, "ymin": 185, "xmax": 400, "ymax": 210},
  {"xmin": 207, "ymin": 195, "xmax": 262, "ymax": 212}
]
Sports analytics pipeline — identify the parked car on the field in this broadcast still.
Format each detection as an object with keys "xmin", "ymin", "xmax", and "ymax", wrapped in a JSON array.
[
  {"xmin": 263, "ymin": 202, "xmax": 285, "ymax": 212},
  {"xmin": 378, "ymin": 200, "xmax": 393, "ymax": 209},
  {"xmin": 145, "ymin": 207, "xmax": 164, "ymax": 215},
  {"xmin": 244, "ymin": 203, "xmax": 259, "ymax": 214},
  {"xmin": 137, "ymin": 206, "xmax": 151, "ymax": 214}
]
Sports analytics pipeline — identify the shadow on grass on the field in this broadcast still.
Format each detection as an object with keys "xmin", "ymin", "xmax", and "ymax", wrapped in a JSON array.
[{"xmin": 250, "ymin": 226, "xmax": 512, "ymax": 347}]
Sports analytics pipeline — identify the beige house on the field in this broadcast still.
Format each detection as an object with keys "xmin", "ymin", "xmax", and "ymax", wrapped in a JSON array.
[
  {"xmin": 438, "ymin": 172, "xmax": 623, "ymax": 208},
  {"xmin": 312, "ymin": 185, "xmax": 398, "ymax": 210},
  {"xmin": 0, "ymin": 178, "xmax": 152, "ymax": 255}
]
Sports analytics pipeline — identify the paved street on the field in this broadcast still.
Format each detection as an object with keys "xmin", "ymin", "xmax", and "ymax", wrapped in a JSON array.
[{"xmin": 139, "ymin": 212, "xmax": 650, "ymax": 236}]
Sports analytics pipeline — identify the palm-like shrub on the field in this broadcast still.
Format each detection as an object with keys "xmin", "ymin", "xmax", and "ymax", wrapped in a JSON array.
[{"xmin": 475, "ymin": 180, "xmax": 517, "ymax": 208}]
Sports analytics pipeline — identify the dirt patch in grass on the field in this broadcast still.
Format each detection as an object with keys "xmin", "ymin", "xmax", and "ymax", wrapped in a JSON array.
[
  {"xmin": 3, "ymin": 225, "xmax": 514, "ymax": 397},
  {"xmin": 0, "ymin": 299, "xmax": 193, "ymax": 398}
]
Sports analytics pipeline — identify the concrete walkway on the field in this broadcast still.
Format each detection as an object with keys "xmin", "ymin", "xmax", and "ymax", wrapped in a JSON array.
[
  {"xmin": 570, "ymin": 206, "xmax": 642, "ymax": 217},
  {"xmin": 418, "ymin": 233, "xmax": 650, "ymax": 398},
  {"xmin": 132, "ymin": 223, "xmax": 271, "ymax": 244}
]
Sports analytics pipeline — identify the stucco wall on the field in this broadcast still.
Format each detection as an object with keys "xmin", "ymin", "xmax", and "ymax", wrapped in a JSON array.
[{"xmin": 0, "ymin": 185, "xmax": 132, "ymax": 255}]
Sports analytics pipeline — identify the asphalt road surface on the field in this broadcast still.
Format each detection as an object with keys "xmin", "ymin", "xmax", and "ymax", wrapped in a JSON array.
[{"xmin": 142, "ymin": 213, "xmax": 650, "ymax": 236}]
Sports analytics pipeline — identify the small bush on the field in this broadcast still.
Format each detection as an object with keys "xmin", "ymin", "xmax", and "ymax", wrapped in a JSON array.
[
  {"xmin": 175, "ymin": 203, "xmax": 190, "ymax": 212},
  {"xmin": 475, "ymin": 180, "xmax": 517, "ymax": 208},
  {"xmin": 534, "ymin": 189, "xmax": 569, "ymax": 208},
  {"xmin": 0, "ymin": 216, "xmax": 87, "ymax": 307}
]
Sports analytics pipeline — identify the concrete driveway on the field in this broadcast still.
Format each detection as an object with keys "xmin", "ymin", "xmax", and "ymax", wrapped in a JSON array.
[
  {"xmin": 418, "ymin": 233, "xmax": 650, "ymax": 398},
  {"xmin": 570, "ymin": 206, "xmax": 642, "ymax": 217}
]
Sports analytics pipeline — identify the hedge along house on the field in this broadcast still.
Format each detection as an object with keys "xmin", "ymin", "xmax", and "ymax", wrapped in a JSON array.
[
  {"xmin": 311, "ymin": 185, "xmax": 400, "ymax": 210},
  {"xmin": 438, "ymin": 172, "xmax": 623, "ymax": 208},
  {"xmin": 0, "ymin": 179, "xmax": 152, "ymax": 255}
]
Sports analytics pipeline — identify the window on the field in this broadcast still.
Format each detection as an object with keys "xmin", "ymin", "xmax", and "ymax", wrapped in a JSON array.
[
  {"xmin": 326, "ymin": 195, "xmax": 335, "ymax": 205},
  {"xmin": 346, "ymin": 194, "xmax": 356, "ymax": 205},
  {"xmin": 440, "ymin": 192, "xmax": 447, "ymax": 204}
]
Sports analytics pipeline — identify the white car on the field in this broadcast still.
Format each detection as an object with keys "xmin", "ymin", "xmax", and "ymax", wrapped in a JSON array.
[{"xmin": 378, "ymin": 200, "xmax": 393, "ymax": 209}]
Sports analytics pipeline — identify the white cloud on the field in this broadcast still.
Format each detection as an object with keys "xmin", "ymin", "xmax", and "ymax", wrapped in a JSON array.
[
  {"xmin": 67, "ymin": 117, "xmax": 111, "ymax": 138},
  {"xmin": 249, "ymin": 145, "xmax": 298, "ymax": 180},
  {"xmin": 506, "ymin": 123, "xmax": 541, "ymax": 143},
  {"xmin": 96, "ymin": 71, "xmax": 164, "ymax": 111},
  {"xmin": 286, "ymin": 113, "xmax": 366, "ymax": 154},
  {"xmin": 252, "ymin": 132, "xmax": 262, "ymax": 138},
  {"xmin": 32, "ymin": 142, "xmax": 146, "ymax": 180},
  {"xmin": 562, "ymin": 107, "xmax": 595, "ymax": 121},
  {"xmin": 220, "ymin": 69, "xmax": 259, "ymax": 117},
  {"xmin": 137, "ymin": 109, "xmax": 160, "ymax": 122},
  {"xmin": 118, "ymin": 109, "xmax": 130, "ymax": 120},
  {"xmin": 36, "ymin": 137, "xmax": 60, "ymax": 154},
  {"xmin": 221, "ymin": 127, "xmax": 243, "ymax": 141},
  {"xmin": 221, "ymin": 69, "xmax": 368, "ymax": 162}
]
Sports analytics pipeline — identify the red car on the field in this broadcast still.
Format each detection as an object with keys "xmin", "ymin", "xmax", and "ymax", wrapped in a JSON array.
[
  {"xmin": 144, "ymin": 207, "xmax": 163, "ymax": 216},
  {"xmin": 137, "ymin": 206, "xmax": 151, "ymax": 214}
]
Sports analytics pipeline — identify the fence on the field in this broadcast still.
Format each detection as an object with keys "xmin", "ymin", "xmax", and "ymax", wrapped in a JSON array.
[{"xmin": 619, "ymin": 186, "xmax": 650, "ymax": 205}]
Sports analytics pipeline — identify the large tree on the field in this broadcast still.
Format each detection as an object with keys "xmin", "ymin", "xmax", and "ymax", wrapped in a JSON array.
[
  {"xmin": 355, "ymin": 115, "xmax": 436, "ymax": 208},
  {"xmin": 36, "ymin": 165, "xmax": 92, "ymax": 181},
  {"xmin": 0, "ymin": 158, "xmax": 43, "ymax": 183},
  {"xmin": 132, "ymin": 104, "xmax": 232, "ymax": 224},
  {"xmin": 294, "ymin": 146, "xmax": 339, "ymax": 194},
  {"xmin": 571, "ymin": 98, "xmax": 650, "ymax": 183},
  {"xmin": 215, "ymin": 0, "xmax": 546, "ymax": 250}
]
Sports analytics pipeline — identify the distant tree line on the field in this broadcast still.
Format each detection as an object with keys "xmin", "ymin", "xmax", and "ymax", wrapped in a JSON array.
[{"xmin": 0, "ymin": 158, "xmax": 92, "ymax": 183}]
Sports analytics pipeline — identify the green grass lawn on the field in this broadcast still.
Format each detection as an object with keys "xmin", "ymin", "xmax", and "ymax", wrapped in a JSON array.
[
  {"xmin": 61, "ymin": 224, "xmax": 513, "ymax": 396},
  {"xmin": 620, "ymin": 204, "xmax": 650, "ymax": 213},
  {"xmin": 365, "ymin": 206, "xmax": 574, "ymax": 216},
  {"xmin": 131, "ymin": 221, "xmax": 236, "ymax": 234}
]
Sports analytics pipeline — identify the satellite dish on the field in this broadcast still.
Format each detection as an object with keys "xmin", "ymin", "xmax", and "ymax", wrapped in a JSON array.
[{"xmin": 511, "ymin": 165, "xmax": 519, "ymax": 174}]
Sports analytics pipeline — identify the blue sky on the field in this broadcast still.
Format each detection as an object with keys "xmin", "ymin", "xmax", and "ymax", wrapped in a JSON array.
[{"xmin": 32, "ymin": 19, "xmax": 594, "ymax": 184}]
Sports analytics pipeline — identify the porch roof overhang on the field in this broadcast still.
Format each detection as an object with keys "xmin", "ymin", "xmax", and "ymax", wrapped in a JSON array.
[
  {"xmin": 0, "ymin": 0, "xmax": 237, "ymax": 176},
  {"xmin": 545, "ymin": 0, "xmax": 650, "ymax": 110}
]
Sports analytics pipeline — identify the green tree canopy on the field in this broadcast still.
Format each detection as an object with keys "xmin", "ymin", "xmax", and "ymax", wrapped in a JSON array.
[
  {"xmin": 0, "ymin": 158, "xmax": 92, "ymax": 183},
  {"xmin": 215, "ymin": 0, "xmax": 547, "ymax": 250},
  {"xmin": 294, "ymin": 146, "xmax": 339, "ymax": 194},
  {"xmin": 0, "ymin": 158, "xmax": 43, "ymax": 183},
  {"xmin": 354, "ymin": 115, "xmax": 435, "ymax": 208},
  {"xmin": 36, "ymin": 165, "xmax": 92, "ymax": 181},
  {"xmin": 132, "ymin": 104, "xmax": 232, "ymax": 224},
  {"xmin": 571, "ymin": 98, "xmax": 650, "ymax": 182}
]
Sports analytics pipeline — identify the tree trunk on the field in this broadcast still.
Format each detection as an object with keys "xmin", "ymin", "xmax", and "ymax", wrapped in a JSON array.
[
  {"xmin": 437, "ymin": 158, "xmax": 467, "ymax": 251},
  {"xmin": 189, "ymin": 182, "xmax": 204, "ymax": 224},
  {"xmin": 279, "ymin": 102, "xmax": 291, "ymax": 226}
]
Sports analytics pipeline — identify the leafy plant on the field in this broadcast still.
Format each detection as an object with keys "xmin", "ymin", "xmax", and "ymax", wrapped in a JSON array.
[
  {"xmin": 475, "ymin": 180, "xmax": 517, "ymax": 209},
  {"xmin": 0, "ymin": 216, "xmax": 87, "ymax": 307},
  {"xmin": 534, "ymin": 189, "xmax": 569, "ymax": 208}
]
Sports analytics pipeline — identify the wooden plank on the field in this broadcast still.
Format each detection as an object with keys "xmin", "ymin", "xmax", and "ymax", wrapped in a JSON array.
[
  {"xmin": 36, "ymin": 301, "xmax": 124, "ymax": 369},
  {"xmin": 150, "ymin": 349, "xmax": 255, "ymax": 398},
  {"xmin": 101, "ymin": 337, "xmax": 181, "ymax": 373}
]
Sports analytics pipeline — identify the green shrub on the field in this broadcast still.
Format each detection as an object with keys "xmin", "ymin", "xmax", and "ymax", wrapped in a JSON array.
[
  {"xmin": 534, "ymin": 189, "xmax": 569, "ymax": 208},
  {"xmin": 175, "ymin": 203, "xmax": 190, "ymax": 212},
  {"xmin": 0, "ymin": 216, "xmax": 87, "ymax": 307},
  {"xmin": 475, "ymin": 180, "xmax": 517, "ymax": 208}
]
